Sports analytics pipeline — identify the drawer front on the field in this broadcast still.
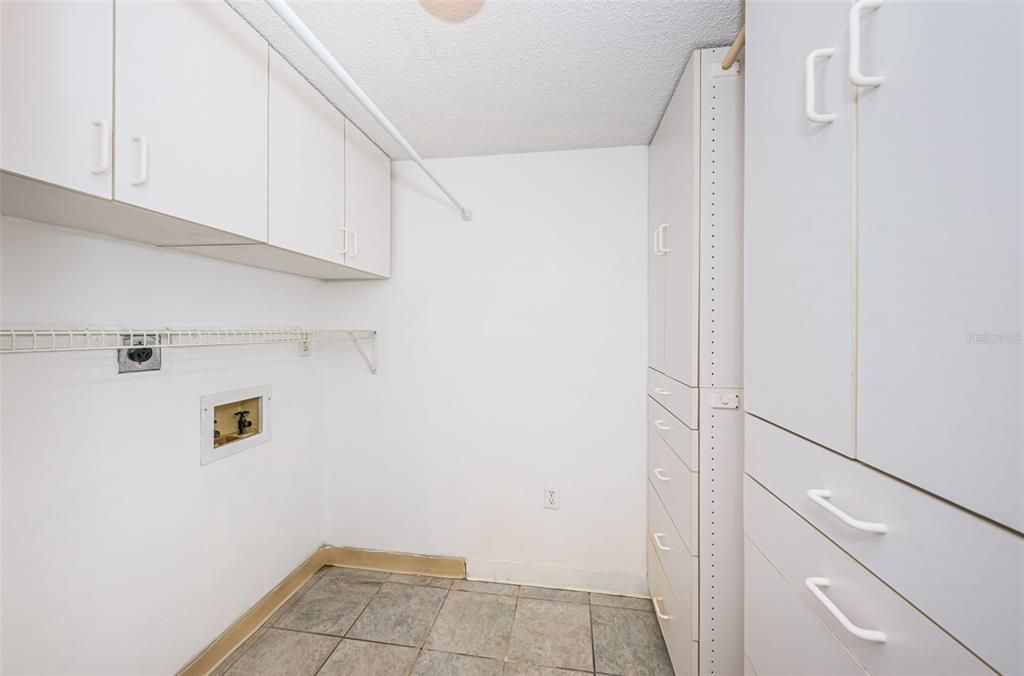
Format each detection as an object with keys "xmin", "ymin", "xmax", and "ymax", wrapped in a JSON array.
[
  {"xmin": 745, "ymin": 415, "xmax": 1023, "ymax": 674},
  {"xmin": 745, "ymin": 534, "xmax": 866, "ymax": 676},
  {"xmin": 745, "ymin": 477, "xmax": 994, "ymax": 675},
  {"xmin": 648, "ymin": 432, "xmax": 698, "ymax": 554},
  {"xmin": 648, "ymin": 482, "xmax": 696, "ymax": 597},
  {"xmin": 648, "ymin": 541, "xmax": 695, "ymax": 675},
  {"xmin": 648, "ymin": 368, "xmax": 697, "ymax": 429},
  {"xmin": 648, "ymin": 397, "xmax": 698, "ymax": 470}
]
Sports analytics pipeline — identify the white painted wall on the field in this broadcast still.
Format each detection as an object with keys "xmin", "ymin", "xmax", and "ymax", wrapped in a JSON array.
[
  {"xmin": 321, "ymin": 146, "xmax": 649, "ymax": 594},
  {"xmin": 0, "ymin": 218, "xmax": 340, "ymax": 674}
]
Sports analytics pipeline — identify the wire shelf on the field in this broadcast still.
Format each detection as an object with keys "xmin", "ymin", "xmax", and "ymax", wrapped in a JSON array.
[{"xmin": 0, "ymin": 328, "xmax": 378, "ymax": 372}]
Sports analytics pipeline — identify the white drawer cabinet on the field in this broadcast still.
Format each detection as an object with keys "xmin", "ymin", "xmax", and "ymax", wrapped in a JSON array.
[
  {"xmin": 268, "ymin": 51, "xmax": 347, "ymax": 265},
  {"xmin": 343, "ymin": 120, "xmax": 391, "ymax": 277},
  {"xmin": 745, "ymin": 536, "xmax": 866, "ymax": 676},
  {"xmin": 648, "ymin": 431, "xmax": 697, "ymax": 556},
  {"xmin": 745, "ymin": 477, "xmax": 993, "ymax": 675},
  {"xmin": 0, "ymin": 0, "xmax": 113, "ymax": 198},
  {"xmin": 746, "ymin": 416, "xmax": 1023, "ymax": 674},
  {"xmin": 648, "ymin": 541, "xmax": 697, "ymax": 676},
  {"xmin": 114, "ymin": 0, "xmax": 268, "ymax": 242},
  {"xmin": 648, "ymin": 485, "xmax": 697, "ymax": 614},
  {"xmin": 647, "ymin": 369, "xmax": 697, "ymax": 431}
]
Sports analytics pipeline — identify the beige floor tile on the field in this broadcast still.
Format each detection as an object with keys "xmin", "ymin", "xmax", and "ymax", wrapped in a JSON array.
[
  {"xmin": 317, "ymin": 639, "xmax": 419, "ymax": 676},
  {"xmin": 272, "ymin": 575, "xmax": 381, "ymax": 636},
  {"xmin": 501, "ymin": 661, "xmax": 590, "ymax": 675},
  {"xmin": 224, "ymin": 628, "xmax": 338, "ymax": 676},
  {"xmin": 346, "ymin": 582, "xmax": 448, "ymax": 647},
  {"xmin": 519, "ymin": 586, "xmax": 589, "ymax": 605},
  {"xmin": 588, "ymin": 593, "xmax": 653, "ymax": 612},
  {"xmin": 591, "ymin": 606, "xmax": 672, "ymax": 676},
  {"xmin": 507, "ymin": 598, "xmax": 593, "ymax": 672},
  {"xmin": 451, "ymin": 580, "xmax": 520, "ymax": 596},
  {"xmin": 425, "ymin": 590, "xmax": 516, "ymax": 659},
  {"xmin": 412, "ymin": 650, "xmax": 502, "ymax": 675},
  {"xmin": 388, "ymin": 572, "xmax": 454, "ymax": 589}
]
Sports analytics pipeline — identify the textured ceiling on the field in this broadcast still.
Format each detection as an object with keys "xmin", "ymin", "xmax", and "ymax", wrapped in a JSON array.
[{"xmin": 229, "ymin": 0, "xmax": 742, "ymax": 159}]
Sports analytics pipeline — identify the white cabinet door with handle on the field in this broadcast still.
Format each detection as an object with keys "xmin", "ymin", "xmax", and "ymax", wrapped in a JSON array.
[
  {"xmin": 648, "ymin": 122, "xmax": 668, "ymax": 373},
  {"xmin": 268, "ymin": 51, "xmax": 346, "ymax": 264},
  {"xmin": 1, "ymin": 0, "xmax": 113, "ymax": 198},
  {"xmin": 745, "ymin": 0, "xmax": 856, "ymax": 457},
  {"xmin": 343, "ymin": 119, "xmax": 391, "ymax": 277},
  {"xmin": 855, "ymin": 0, "xmax": 1024, "ymax": 531},
  {"xmin": 114, "ymin": 0, "xmax": 268, "ymax": 241}
]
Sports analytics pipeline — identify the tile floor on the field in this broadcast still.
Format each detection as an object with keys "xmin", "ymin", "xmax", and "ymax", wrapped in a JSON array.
[{"xmin": 215, "ymin": 566, "xmax": 673, "ymax": 676}]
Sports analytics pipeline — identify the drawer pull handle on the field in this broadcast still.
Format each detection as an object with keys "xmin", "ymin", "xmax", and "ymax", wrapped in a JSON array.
[
  {"xmin": 807, "ymin": 489, "xmax": 888, "ymax": 533},
  {"xmin": 91, "ymin": 120, "xmax": 111, "ymax": 175},
  {"xmin": 652, "ymin": 532, "xmax": 672, "ymax": 551},
  {"xmin": 805, "ymin": 48, "xmax": 837, "ymax": 123},
  {"xmin": 130, "ymin": 135, "xmax": 149, "ymax": 186},
  {"xmin": 805, "ymin": 577, "xmax": 887, "ymax": 643},
  {"xmin": 653, "ymin": 388, "xmax": 672, "ymax": 396},
  {"xmin": 653, "ymin": 468, "xmax": 670, "ymax": 481},
  {"xmin": 652, "ymin": 596, "xmax": 672, "ymax": 620},
  {"xmin": 653, "ymin": 420, "xmax": 672, "ymax": 431},
  {"xmin": 849, "ymin": 0, "xmax": 884, "ymax": 87}
]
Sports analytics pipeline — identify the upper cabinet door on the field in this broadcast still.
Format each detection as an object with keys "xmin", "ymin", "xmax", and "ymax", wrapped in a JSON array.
[
  {"xmin": 663, "ymin": 53, "xmax": 700, "ymax": 387},
  {"xmin": 855, "ymin": 1, "xmax": 1023, "ymax": 530},
  {"xmin": 114, "ymin": 0, "xmax": 268, "ymax": 241},
  {"xmin": 268, "ymin": 51, "xmax": 346, "ymax": 264},
  {"xmin": 1, "ymin": 1, "xmax": 113, "ymax": 198},
  {"xmin": 648, "ymin": 121, "xmax": 668, "ymax": 373},
  {"xmin": 744, "ymin": 0, "xmax": 856, "ymax": 456},
  {"xmin": 344, "ymin": 120, "xmax": 391, "ymax": 277}
]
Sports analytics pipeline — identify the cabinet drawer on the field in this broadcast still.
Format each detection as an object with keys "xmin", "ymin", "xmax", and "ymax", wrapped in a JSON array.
[
  {"xmin": 745, "ymin": 476, "xmax": 994, "ymax": 675},
  {"xmin": 746, "ymin": 415, "xmax": 1023, "ymax": 674},
  {"xmin": 648, "ymin": 432, "xmax": 698, "ymax": 554},
  {"xmin": 647, "ymin": 541, "xmax": 695, "ymax": 675},
  {"xmin": 648, "ymin": 397, "xmax": 697, "ymax": 470},
  {"xmin": 745, "ymin": 534, "xmax": 866, "ymax": 676},
  {"xmin": 648, "ymin": 482, "xmax": 696, "ymax": 593},
  {"xmin": 648, "ymin": 368, "xmax": 697, "ymax": 429}
]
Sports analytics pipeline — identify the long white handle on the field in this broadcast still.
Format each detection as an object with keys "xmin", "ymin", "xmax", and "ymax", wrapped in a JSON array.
[
  {"xmin": 652, "ymin": 596, "xmax": 672, "ymax": 620},
  {"xmin": 849, "ymin": 0, "xmax": 884, "ymax": 86},
  {"xmin": 805, "ymin": 577, "xmax": 887, "ymax": 642},
  {"xmin": 653, "ymin": 388, "xmax": 672, "ymax": 396},
  {"xmin": 91, "ymin": 121, "xmax": 110, "ymax": 175},
  {"xmin": 653, "ymin": 468, "xmax": 670, "ymax": 481},
  {"xmin": 130, "ymin": 135, "xmax": 149, "ymax": 186},
  {"xmin": 349, "ymin": 230, "xmax": 359, "ymax": 257},
  {"xmin": 653, "ymin": 420, "xmax": 672, "ymax": 432},
  {"xmin": 652, "ymin": 532, "xmax": 672, "ymax": 551},
  {"xmin": 339, "ymin": 228, "xmax": 350, "ymax": 255},
  {"xmin": 655, "ymin": 223, "xmax": 670, "ymax": 255},
  {"xmin": 807, "ymin": 489, "xmax": 888, "ymax": 533},
  {"xmin": 805, "ymin": 48, "xmax": 837, "ymax": 123}
]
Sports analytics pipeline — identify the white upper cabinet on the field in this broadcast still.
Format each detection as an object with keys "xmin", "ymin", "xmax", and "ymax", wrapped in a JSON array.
[
  {"xmin": 662, "ymin": 58, "xmax": 700, "ymax": 387},
  {"xmin": 854, "ymin": 1, "xmax": 1023, "ymax": 530},
  {"xmin": 744, "ymin": 0, "xmax": 856, "ymax": 456},
  {"xmin": 268, "ymin": 51, "xmax": 347, "ymax": 264},
  {"xmin": 114, "ymin": 0, "xmax": 268, "ymax": 241},
  {"xmin": 648, "ymin": 121, "xmax": 668, "ymax": 373},
  {"xmin": 1, "ymin": 0, "xmax": 113, "ymax": 198},
  {"xmin": 343, "ymin": 120, "xmax": 391, "ymax": 277}
]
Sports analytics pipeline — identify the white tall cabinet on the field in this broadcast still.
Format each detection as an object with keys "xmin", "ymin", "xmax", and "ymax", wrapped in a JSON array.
[
  {"xmin": 647, "ymin": 47, "xmax": 744, "ymax": 676},
  {"xmin": 744, "ymin": 1, "xmax": 1023, "ymax": 674}
]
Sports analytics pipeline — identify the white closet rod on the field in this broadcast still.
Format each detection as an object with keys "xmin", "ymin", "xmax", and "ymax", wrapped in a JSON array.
[{"xmin": 264, "ymin": 0, "xmax": 474, "ymax": 222}]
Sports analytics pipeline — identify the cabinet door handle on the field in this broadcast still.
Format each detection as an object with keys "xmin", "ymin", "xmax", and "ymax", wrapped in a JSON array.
[
  {"xmin": 339, "ymin": 228, "xmax": 350, "ymax": 255},
  {"xmin": 655, "ymin": 223, "xmax": 670, "ymax": 255},
  {"xmin": 807, "ymin": 489, "xmax": 887, "ymax": 533},
  {"xmin": 652, "ymin": 596, "xmax": 672, "ymax": 620},
  {"xmin": 653, "ymin": 420, "xmax": 672, "ymax": 432},
  {"xmin": 348, "ymin": 230, "xmax": 359, "ymax": 257},
  {"xmin": 130, "ymin": 135, "xmax": 149, "ymax": 186},
  {"xmin": 652, "ymin": 468, "xmax": 670, "ymax": 481},
  {"xmin": 91, "ymin": 121, "xmax": 111, "ymax": 175},
  {"xmin": 805, "ymin": 48, "xmax": 837, "ymax": 123},
  {"xmin": 653, "ymin": 388, "xmax": 672, "ymax": 396},
  {"xmin": 805, "ymin": 577, "xmax": 887, "ymax": 642},
  {"xmin": 849, "ymin": 0, "xmax": 884, "ymax": 86},
  {"xmin": 651, "ymin": 532, "xmax": 672, "ymax": 551}
]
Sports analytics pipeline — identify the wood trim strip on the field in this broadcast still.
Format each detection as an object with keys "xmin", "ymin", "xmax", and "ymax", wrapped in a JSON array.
[{"xmin": 178, "ymin": 545, "xmax": 466, "ymax": 675}]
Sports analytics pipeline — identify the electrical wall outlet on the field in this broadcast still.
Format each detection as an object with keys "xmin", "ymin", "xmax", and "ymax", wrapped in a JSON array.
[
  {"xmin": 298, "ymin": 340, "xmax": 311, "ymax": 357},
  {"xmin": 544, "ymin": 486, "xmax": 560, "ymax": 510}
]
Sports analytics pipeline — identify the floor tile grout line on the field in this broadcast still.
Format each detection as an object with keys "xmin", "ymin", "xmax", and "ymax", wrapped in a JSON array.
[{"xmin": 589, "ymin": 600, "xmax": 598, "ymax": 675}]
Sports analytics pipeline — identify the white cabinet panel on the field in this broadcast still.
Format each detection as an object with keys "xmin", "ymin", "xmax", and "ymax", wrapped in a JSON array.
[
  {"xmin": 648, "ymin": 541, "xmax": 695, "ymax": 676},
  {"xmin": 745, "ymin": 477, "xmax": 993, "ymax": 676},
  {"xmin": 648, "ymin": 369, "xmax": 697, "ymax": 430},
  {"xmin": 855, "ymin": 0, "xmax": 1024, "ymax": 531},
  {"xmin": 648, "ymin": 434, "xmax": 697, "ymax": 554},
  {"xmin": 746, "ymin": 415, "xmax": 1024, "ymax": 675},
  {"xmin": 1, "ymin": 0, "xmax": 113, "ymax": 198},
  {"xmin": 745, "ymin": 535, "xmax": 865, "ymax": 676},
  {"xmin": 344, "ymin": 120, "xmax": 391, "ymax": 277},
  {"xmin": 114, "ymin": 0, "xmax": 268, "ymax": 241},
  {"xmin": 662, "ymin": 53, "xmax": 700, "ymax": 387},
  {"xmin": 648, "ymin": 397, "xmax": 698, "ymax": 471},
  {"xmin": 648, "ymin": 125, "xmax": 668, "ymax": 373},
  {"xmin": 269, "ymin": 51, "xmax": 346, "ymax": 264},
  {"xmin": 744, "ymin": 0, "xmax": 855, "ymax": 456}
]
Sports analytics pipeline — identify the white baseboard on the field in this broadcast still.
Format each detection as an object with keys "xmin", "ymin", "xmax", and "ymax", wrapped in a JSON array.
[{"xmin": 466, "ymin": 559, "xmax": 648, "ymax": 597}]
